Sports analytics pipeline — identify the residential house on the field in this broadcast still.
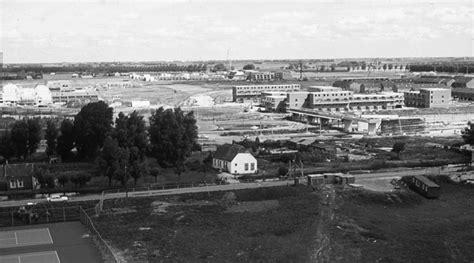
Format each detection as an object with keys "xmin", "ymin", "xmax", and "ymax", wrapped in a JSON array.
[
  {"xmin": 213, "ymin": 144, "xmax": 257, "ymax": 175},
  {"xmin": 0, "ymin": 163, "xmax": 37, "ymax": 191}
]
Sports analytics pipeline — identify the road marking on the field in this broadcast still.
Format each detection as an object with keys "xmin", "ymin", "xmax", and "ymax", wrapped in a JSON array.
[
  {"xmin": 54, "ymin": 250, "xmax": 60, "ymax": 263},
  {"xmin": 46, "ymin": 228, "xmax": 53, "ymax": 244},
  {"xmin": 0, "ymin": 251, "xmax": 60, "ymax": 263}
]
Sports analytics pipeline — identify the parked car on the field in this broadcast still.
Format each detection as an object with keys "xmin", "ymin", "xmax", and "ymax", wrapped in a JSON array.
[{"xmin": 47, "ymin": 194, "xmax": 69, "ymax": 202}]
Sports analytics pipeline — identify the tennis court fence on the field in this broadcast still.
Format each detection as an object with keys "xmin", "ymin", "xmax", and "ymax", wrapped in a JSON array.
[
  {"xmin": 79, "ymin": 206, "xmax": 121, "ymax": 263},
  {"xmin": 0, "ymin": 206, "xmax": 81, "ymax": 227}
]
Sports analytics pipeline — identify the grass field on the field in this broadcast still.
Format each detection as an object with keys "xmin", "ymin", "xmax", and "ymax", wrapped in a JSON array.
[
  {"xmin": 94, "ymin": 186, "xmax": 321, "ymax": 262},
  {"xmin": 329, "ymin": 179, "xmax": 474, "ymax": 262},
  {"xmin": 92, "ymin": 179, "xmax": 474, "ymax": 262}
]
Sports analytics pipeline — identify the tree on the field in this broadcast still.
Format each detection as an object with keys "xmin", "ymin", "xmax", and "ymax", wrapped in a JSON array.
[
  {"xmin": 97, "ymin": 136, "xmax": 129, "ymax": 186},
  {"xmin": 77, "ymin": 173, "xmax": 91, "ymax": 187},
  {"xmin": 27, "ymin": 118, "xmax": 41, "ymax": 156},
  {"xmin": 212, "ymin": 63, "xmax": 227, "ymax": 72},
  {"xmin": 148, "ymin": 107, "xmax": 198, "ymax": 180},
  {"xmin": 392, "ymin": 142, "xmax": 405, "ymax": 159},
  {"xmin": 111, "ymin": 111, "xmax": 148, "ymax": 185},
  {"xmin": 0, "ymin": 131, "xmax": 15, "ymax": 161},
  {"xmin": 278, "ymin": 166, "xmax": 289, "ymax": 177},
  {"xmin": 45, "ymin": 120, "xmax": 58, "ymax": 157},
  {"xmin": 113, "ymin": 111, "xmax": 148, "ymax": 160},
  {"xmin": 74, "ymin": 101, "xmax": 113, "ymax": 160},
  {"xmin": 35, "ymin": 169, "xmax": 55, "ymax": 189},
  {"xmin": 243, "ymin": 64, "xmax": 255, "ymax": 70},
  {"xmin": 150, "ymin": 167, "xmax": 161, "ymax": 182},
  {"xmin": 57, "ymin": 119, "xmax": 75, "ymax": 161},
  {"xmin": 10, "ymin": 120, "xmax": 29, "ymax": 159},
  {"xmin": 57, "ymin": 174, "xmax": 69, "ymax": 188}
]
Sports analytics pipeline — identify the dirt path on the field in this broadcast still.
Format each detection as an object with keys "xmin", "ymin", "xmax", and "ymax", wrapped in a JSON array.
[{"xmin": 312, "ymin": 185, "xmax": 336, "ymax": 262}]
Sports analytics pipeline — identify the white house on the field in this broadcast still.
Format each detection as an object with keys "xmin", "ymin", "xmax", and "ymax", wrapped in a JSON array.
[{"xmin": 213, "ymin": 144, "xmax": 257, "ymax": 175}]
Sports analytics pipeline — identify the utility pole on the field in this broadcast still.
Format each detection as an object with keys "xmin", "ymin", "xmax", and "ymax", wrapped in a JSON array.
[
  {"xmin": 226, "ymin": 48, "xmax": 232, "ymax": 70},
  {"xmin": 299, "ymin": 61, "xmax": 303, "ymax": 80}
]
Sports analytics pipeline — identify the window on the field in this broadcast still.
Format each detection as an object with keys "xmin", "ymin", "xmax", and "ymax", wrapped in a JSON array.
[
  {"xmin": 9, "ymin": 180, "xmax": 16, "ymax": 189},
  {"xmin": 251, "ymin": 163, "xmax": 255, "ymax": 170},
  {"xmin": 245, "ymin": 163, "xmax": 249, "ymax": 171},
  {"xmin": 17, "ymin": 180, "xmax": 24, "ymax": 188}
]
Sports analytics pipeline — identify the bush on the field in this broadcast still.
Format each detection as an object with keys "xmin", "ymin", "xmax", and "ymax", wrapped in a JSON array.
[{"xmin": 278, "ymin": 167, "xmax": 289, "ymax": 176}]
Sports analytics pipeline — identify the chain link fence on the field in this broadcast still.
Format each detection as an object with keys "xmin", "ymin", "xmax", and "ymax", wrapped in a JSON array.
[
  {"xmin": 0, "ymin": 206, "xmax": 81, "ymax": 227},
  {"xmin": 79, "ymin": 207, "xmax": 120, "ymax": 263}
]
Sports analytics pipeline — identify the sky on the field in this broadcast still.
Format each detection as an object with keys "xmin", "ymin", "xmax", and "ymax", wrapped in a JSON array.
[{"xmin": 1, "ymin": 0, "xmax": 473, "ymax": 63}]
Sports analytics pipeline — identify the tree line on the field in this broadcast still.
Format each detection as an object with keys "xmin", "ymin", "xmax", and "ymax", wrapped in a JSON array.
[
  {"xmin": 410, "ymin": 63, "xmax": 474, "ymax": 74},
  {"xmin": 1, "ymin": 64, "xmax": 208, "ymax": 79},
  {"xmin": 0, "ymin": 101, "xmax": 199, "ymax": 187}
]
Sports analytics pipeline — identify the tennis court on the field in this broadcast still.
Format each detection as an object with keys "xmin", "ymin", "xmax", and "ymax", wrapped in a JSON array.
[
  {"xmin": 0, "ymin": 228, "xmax": 53, "ymax": 248},
  {"xmin": 0, "ymin": 251, "xmax": 60, "ymax": 263},
  {"xmin": 0, "ymin": 222, "xmax": 102, "ymax": 263}
]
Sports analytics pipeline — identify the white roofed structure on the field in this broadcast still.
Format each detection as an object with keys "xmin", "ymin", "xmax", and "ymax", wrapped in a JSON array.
[
  {"xmin": 35, "ymin": 85, "xmax": 53, "ymax": 105},
  {"xmin": 2, "ymin": 83, "xmax": 20, "ymax": 103}
]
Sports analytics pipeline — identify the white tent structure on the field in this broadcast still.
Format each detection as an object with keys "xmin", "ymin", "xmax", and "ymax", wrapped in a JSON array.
[
  {"xmin": 2, "ymin": 83, "xmax": 20, "ymax": 103},
  {"xmin": 35, "ymin": 85, "xmax": 53, "ymax": 105}
]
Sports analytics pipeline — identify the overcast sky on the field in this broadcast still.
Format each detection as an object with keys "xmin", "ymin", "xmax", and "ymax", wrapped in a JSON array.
[{"xmin": 1, "ymin": 0, "xmax": 472, "ymax": 63}]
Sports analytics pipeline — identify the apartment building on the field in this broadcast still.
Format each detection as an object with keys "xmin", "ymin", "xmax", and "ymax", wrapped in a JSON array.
[
  {"xmin": 288, "ymin": 86, "xmax": 404, "ymax": 112},
  {"xmin": 260, "ymin": 92, "xmax": 288, "ymax": 111},
  {"xmin": 404, "ymin": 88, "xmax": 451, "ymax": 108},
  {"xmin": 232, "ymin": 84, "xmax": 300, "ymax": 102}
]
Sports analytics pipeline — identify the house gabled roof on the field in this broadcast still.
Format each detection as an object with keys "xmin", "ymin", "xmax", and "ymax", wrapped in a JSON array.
[
  {"xmin": 214, "ymin": 144, "xmax": 250, "ymax": 162},
  {"xmin": 0, "ymin": 164, "xmax": 34, "ymax": 179}
]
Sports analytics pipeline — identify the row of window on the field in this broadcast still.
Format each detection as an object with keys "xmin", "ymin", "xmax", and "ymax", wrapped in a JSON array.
[
  {"xmin": 244, "ymin": 163, "xmax": 256, "ymax": 171},
  {"xmin": 10, "ymin": 179, "xmax": 24, "ymax": 189},
  {"xmin": 313, "ymin": 105, "xmax": 393, "ymax": 111},
  {"xmin": 235, "ymin": 85, "xmax": 299, "ymax": 90}
]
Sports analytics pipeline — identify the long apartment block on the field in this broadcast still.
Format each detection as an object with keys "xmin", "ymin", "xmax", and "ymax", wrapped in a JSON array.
[
  {"xmin": 233, "ymin": 84, "xmax": 300, "ymax": 102},
  {"xmin": 288, "ymin": 86, "xmax": 404, "ymax": 112}
]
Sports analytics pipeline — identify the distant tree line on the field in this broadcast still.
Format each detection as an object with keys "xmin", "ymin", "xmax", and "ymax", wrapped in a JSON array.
[
  {"xmin": 0, "ymin": 64, "xmax": 208, "ymax": 79},
  {"xmin": 409, "ymin": 63, "xmax": 474, "ymax": 74}
]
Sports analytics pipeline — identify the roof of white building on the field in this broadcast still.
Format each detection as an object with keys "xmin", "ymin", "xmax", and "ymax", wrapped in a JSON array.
[{"xmin": 214, "ymin": 144, "xmax": 253, "ymax": 162}]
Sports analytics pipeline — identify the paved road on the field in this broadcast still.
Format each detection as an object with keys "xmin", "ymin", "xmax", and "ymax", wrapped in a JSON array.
[
  {"xmin": 0, "ymin": 180, "xmax": 292, "ymax": 208},
  {"xmin": 0, "ymin": 164, "xmax": 468, "ymax": 208}
]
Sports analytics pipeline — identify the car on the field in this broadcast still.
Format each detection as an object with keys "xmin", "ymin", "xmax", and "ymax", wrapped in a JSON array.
[{"xmin": 46, "ymin": 194, "xmax": 69, "ymax": 202}]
